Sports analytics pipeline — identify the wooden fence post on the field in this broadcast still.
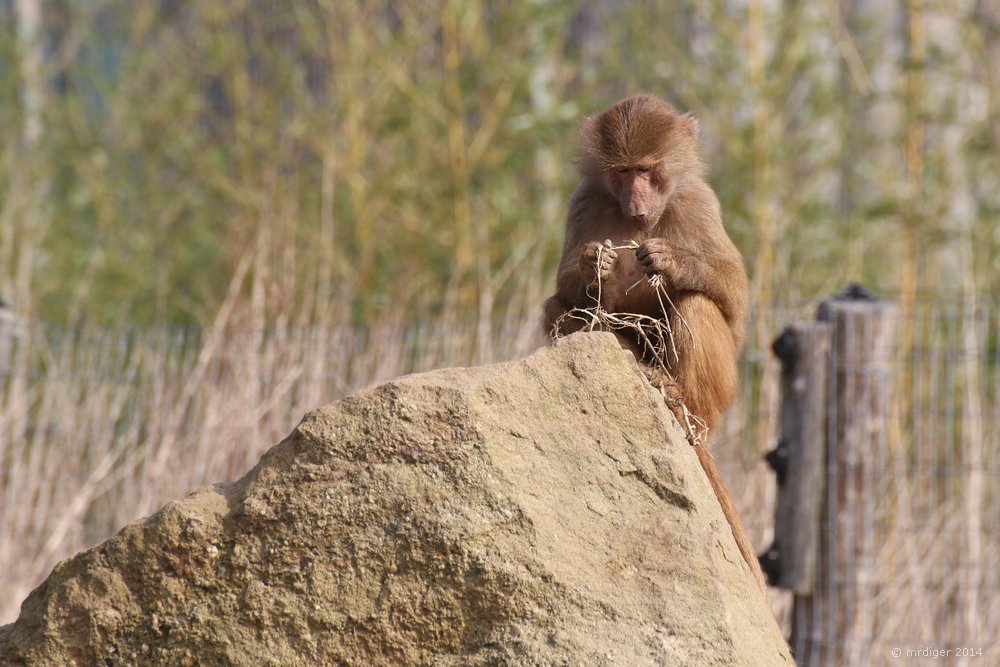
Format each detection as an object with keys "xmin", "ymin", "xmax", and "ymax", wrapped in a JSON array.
[
  {"xmin": 762, "ymin": 322, "xmax": 831, "ymax": 593},
  {"xmin": 766, "ymin": 287, "xmax": 896, "ymax": 666}
]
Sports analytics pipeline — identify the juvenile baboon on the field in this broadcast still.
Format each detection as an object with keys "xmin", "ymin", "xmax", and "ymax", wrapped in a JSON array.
[{"xmin": 543, "ymin": 94, "xmax": 764, "ymax": 591}]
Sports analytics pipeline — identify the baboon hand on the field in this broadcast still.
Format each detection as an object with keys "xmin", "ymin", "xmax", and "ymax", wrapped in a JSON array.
[
  {"xmin": 636, "ymin": 238, "xmax": 674, "ymax": 278},
  {"xmin": 579, "ymin": 240, "xmax": 618, "ymax": 282}
]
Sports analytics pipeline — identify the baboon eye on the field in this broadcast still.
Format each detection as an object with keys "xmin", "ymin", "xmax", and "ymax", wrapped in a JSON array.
[{"xmin": 638, "ymin": 166, "xmax": 651, "ymax": 173}]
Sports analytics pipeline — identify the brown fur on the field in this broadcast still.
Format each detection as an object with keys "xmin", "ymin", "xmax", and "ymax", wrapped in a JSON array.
[{"xmin": 543, "ymin": 94, "xmax": 764, "ymax": 592}]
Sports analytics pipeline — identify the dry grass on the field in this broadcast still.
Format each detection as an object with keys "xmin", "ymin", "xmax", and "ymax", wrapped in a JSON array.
[
  {"xmin": 3, "ymin": 299, "xmax": 999, "ymax": 667},
  {"xmin": 0, "ymin": 302, "xmax": 547, "ymax": 623}
]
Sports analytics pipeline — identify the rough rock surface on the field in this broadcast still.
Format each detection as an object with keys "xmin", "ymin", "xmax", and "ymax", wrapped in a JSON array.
[{"xmin": 0, "ymin": 332, "xmax": 792, "ymax": 666}]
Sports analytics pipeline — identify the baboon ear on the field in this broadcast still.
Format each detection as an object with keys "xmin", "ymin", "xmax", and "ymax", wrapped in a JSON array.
[
  {"xmin": 579, "ymin": 116, "xmax": 599, "ymax": 155},
  {"xmin": 683, "ymin": 113, "xmax": 700, "ymax": 139}
]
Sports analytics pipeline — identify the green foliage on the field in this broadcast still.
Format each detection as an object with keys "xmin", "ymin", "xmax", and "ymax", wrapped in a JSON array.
[{"xmin": 2, "ymin": 0, "xmax": 1000, "ymax": 326}]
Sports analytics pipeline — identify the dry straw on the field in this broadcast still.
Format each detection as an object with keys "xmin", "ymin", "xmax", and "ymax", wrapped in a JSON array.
[{"xmin": 549, "ymin": 239, "xmax": 707, "ymax": 444}]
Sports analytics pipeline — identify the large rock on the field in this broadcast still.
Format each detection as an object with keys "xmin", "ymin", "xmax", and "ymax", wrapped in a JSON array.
[{"xmin": 0, "ymin": 332, "xmax": 792, "ymax": 666}]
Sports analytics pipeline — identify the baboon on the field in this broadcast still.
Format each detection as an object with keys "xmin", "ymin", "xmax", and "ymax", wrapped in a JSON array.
[{"xmin": 543, "ymin": 94, "xmax": 764, "ymax": 591}]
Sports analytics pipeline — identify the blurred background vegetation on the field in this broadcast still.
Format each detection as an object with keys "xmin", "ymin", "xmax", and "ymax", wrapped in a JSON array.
[
  {"xmin": 3, "ymin": 0, "xmax": 999, "ymax": 330},
  {"xmin": 3, "ymin": 0, "xmax": 1000, "ymax": 648}
]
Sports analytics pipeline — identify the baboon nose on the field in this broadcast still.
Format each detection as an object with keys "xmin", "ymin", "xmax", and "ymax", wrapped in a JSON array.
[{"xmin": 628, "ymin": 202, "xmax": 647, "ymax": 223}]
